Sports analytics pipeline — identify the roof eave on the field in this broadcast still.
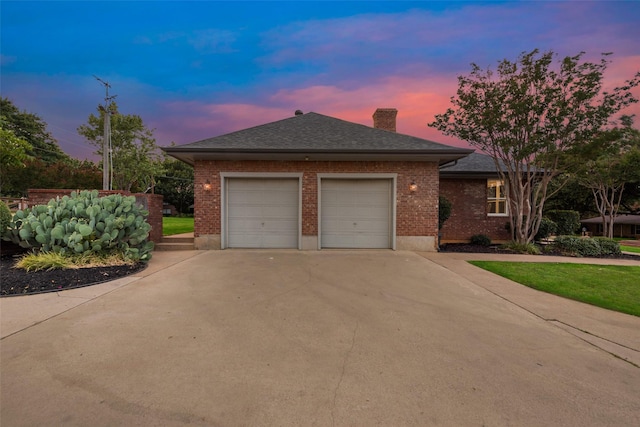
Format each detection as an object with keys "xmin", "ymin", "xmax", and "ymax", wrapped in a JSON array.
[{"xmin": 162, "ymin": 147, "xmax": 473, "ymax": 166}]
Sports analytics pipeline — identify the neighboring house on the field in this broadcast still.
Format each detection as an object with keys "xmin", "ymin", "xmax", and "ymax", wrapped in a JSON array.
[
  {"xmin": 162, "ymin": 202, "xmax": 179, "ymax": 216},
  {"xmin": 580, "ymin": 214, "xmax": 640, "ymax": 238},
  {"xmin": 439, "ymin": 153, "xmax": 511, "ymax": 243},
  {"xmin": 163, "ymin": 108, "xmax": 473, "ymax": 251}
]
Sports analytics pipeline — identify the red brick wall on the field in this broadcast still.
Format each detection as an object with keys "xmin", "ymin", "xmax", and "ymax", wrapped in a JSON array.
[
  {"xmin": 439, "ymin": 179, "xmax": 511, "ymax": 243},
  {"xmin": 27, "ymin": 189, "xmax": 163, "ymax": 243},
  {"xmin": 194, "ymin": 160, "xmax": 439, "ymax": 239}
]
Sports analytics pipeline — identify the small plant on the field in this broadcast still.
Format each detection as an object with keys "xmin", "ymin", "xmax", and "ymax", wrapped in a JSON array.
[
  {"xmin": 16, "ymin": 251, "xmax": 73, "ymax": 271},
  {"xmin": 502, "ymin": 241, "xmax": 541, "ymax": 255},
  {"xmin": 16, "ymin": 250, "xmax": 136, "ymax": 271},
  {"xmin": 470, "ymin": 234, "xmax": 491, "ymax": 246}
]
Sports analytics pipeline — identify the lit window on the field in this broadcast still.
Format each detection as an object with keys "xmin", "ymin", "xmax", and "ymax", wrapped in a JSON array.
[{"xmin": 487, "ymin": 180, "xmax": 507, "ymax": 216}]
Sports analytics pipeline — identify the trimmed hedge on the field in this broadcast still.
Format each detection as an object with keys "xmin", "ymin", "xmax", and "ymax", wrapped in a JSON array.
[{"xmin": 553, "ymin": 235, "xmax": 621, "ymax": 257}]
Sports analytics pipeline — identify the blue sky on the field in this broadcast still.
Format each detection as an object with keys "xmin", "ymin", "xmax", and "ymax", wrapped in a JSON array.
[{"xmin": 2, "ymin": 1, "xmax": 639, "ymax": 160}]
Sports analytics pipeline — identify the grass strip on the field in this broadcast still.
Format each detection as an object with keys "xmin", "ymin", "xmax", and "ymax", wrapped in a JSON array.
[
  {"xmin": 162, "ymin": 216, "xmax": 194, "ymax": 236},
  {"xmin": 469, "ymin": 261, "xmax": 640, "ymax": 317},
  {"xmin": 620, "ymin": 245, "xmax": 640, "ymax": 254}
]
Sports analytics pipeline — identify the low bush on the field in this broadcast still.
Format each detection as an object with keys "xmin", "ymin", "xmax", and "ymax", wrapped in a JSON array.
[
  {"xmin": 470, "ymin": 234, "xmax": 491, "ymax": 246},
  {"xmin": 553, "ymin": 235, "xmax": 621, "ymax": 257},
  {"xmin": 3, "ymin": 190, "xmax": 154, "ymax": 262},
  {"xmin": 593, "ymin": 237, "xmax": 622, "ymax": 256},
  {"xmin": 502, "ymin": 241, "xmax": 541, "ymax": 255}
]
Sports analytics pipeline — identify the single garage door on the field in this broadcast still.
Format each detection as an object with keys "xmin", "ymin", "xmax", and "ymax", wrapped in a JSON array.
[
  {"xmin": 321, "ymin": 179, "xmax": 392, "ymax": 248},
  {"xmin": 226, "ymin": 178, "xmax": 299, "ymax": 248}
]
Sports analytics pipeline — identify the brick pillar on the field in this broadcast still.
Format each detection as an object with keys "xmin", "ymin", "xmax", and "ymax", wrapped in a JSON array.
[
  {"xmin": 134, "ymin": 193, "xmax": 164, "ymax": 244},
  {"xmin": 372, "ymin": 108, "xmax": 398, "ymax": 132}
]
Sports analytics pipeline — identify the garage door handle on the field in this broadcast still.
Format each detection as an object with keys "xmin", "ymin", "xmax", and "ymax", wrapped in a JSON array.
[{"xmin": 353, "ymin": 222, "xmax": 357, "ymax": 226}]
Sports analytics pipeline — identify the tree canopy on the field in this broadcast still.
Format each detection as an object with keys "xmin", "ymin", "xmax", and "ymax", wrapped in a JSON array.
[
  {"xmin": 155, "ymin": 155, "xmax": 194, "ymax": 214},
  {"xmin": 78, "ymin": 103, "xmax": 163, "ymax": 193},
  {"xmin": 0, "ymin": 120, "xmax": 33, "ymax": 193},
  {"xmin": 0, "ymin": 97, "xmax": 68, "ymax": 163},
  {"xmin": 430, "ymin": 49, "xmax": 640, "ymax": 244},
  {"xmin": 570, "ymin": 117, "xmax": 640, "ymax": 237}
]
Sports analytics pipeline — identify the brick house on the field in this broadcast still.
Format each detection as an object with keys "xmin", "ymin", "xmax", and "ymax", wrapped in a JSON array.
[
  {"xmin": 439, "ymin": 153, "xmax": 512, "ymax": 243},
  {"xmin": 164, "ymin": 108, "xmax": 509, "ymax": 251}
]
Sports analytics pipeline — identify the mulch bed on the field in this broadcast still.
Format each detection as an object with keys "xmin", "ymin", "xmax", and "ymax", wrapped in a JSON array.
[{"xmin": 0, "ymin": 256, "xmax": 146, "ymax": 297}]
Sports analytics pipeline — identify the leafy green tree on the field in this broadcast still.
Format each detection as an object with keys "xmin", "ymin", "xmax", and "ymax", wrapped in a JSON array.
[
  {"xmin": 0, "ymin": 120, "xmax": 33, "ymax": 193},
  {"xmin": 155, "ymin": 156, "xmax": 194, "ymax": 214},
  {"xmin": 77, "ymin": 103, "xmax": 163, "ymax": 192},
  {"xmin": 1, "ymin": 158, "xmax": 102, "ymax": 197},
  {"xmin": 430, "ymin": 49, "xmax": 640, "ymax": 244},
  {"xmin": 0, "ymin": 98, "xmax": 68, "ymax": 163},
  {"xmin": 544, "ymin": 174, "xmax": 596, "ymax": 216},
  {"xmin": 571, "ymin": 118, "xmax": 640, "ymax": 237}
]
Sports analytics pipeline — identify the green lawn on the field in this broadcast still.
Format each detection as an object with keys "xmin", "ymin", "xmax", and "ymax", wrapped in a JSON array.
[
  {"xmin": 162, "ymin": 216, "xmax": 194, "ymax": 236},
  {"xmin": 469, "ymin": 261, "xmax": 640, "ymax": 317},
  {"xmin": 621, "ymin": 245, "xmax": 640, "ymax": 254}
]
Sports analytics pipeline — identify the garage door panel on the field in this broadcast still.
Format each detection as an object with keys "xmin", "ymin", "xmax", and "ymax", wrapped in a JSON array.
[
  {"xmin": 321, "ymin": 179, "xmax": 392, "ymax": 249},
  {"xmin": 226, "ymin": 178, "xmax": 299, "ymax": 248}
]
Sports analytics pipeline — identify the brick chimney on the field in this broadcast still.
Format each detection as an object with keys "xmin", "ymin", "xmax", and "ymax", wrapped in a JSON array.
[{"xmin": 372, "ymin": 108, "xmax": 398, "ymax": 132}]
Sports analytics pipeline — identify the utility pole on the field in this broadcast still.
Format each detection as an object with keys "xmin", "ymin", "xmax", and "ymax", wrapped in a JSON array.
[{"xmin": 94, "ymin": 76, "xmax": 116, "ymax": 190}]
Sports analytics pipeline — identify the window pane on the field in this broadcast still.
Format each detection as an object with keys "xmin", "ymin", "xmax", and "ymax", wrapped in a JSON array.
[{"xmin": 487, "ymin": 179, "xmax": 507, "ymax": 214}]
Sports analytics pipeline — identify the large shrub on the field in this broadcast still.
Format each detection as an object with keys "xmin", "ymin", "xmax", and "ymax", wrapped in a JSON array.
[
  {"xmin": 3, "ymin": 190, "xmax": 154, "ymax": 262},
  {"xmin": 0, "ymin": 201, "xmax": 11, "ymax": 233},
  {"xmin": 535, "ymin": 217, "xmax": 558, "ymax": 241},
  {"xmin": 553, "ymin": 235, "xmax": 621, "ymax": 257},
  {"xmin": 546, "ymin": 210, "xmax": 580, "ymax": 236}
]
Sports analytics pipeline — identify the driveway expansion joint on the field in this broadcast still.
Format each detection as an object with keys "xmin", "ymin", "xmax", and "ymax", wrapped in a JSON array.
[{"xmin": 331, "ymin": 321, "xmax": 359, "ymax": 427}]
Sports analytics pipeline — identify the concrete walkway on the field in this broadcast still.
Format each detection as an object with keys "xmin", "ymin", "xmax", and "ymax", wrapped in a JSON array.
[
  {"xmin": 1, "ymin": 250, "xmax": 639, "ymax": 426},
  {"xmin": 417, "ymin": 252, "xmax": 640, "ymax": 367}
]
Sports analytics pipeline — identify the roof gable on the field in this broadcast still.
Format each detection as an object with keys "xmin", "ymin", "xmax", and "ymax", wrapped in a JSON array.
[{"xmin": 163, "ymin": 112, "xmax": 472, "ymax": 164}]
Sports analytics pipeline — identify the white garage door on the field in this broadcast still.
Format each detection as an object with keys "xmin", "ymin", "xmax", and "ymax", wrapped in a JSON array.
[
  {"xmin": 226, "ymin": 178, "xmax": 299, "ymax": 248},
  {"xmin": 321, "ymin": 179, "xmax": 392, "ymax": 249}
]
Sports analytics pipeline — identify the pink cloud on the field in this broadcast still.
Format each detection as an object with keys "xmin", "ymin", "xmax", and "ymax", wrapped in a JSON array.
[{"xmin": 157, "ymin": 75, "xmax": 468, "ymax": 148}]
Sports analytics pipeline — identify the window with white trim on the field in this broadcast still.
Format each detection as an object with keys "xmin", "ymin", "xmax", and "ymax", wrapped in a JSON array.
[{"xmin": 487, "ymin": 179, "xmax": 507, "ymax": 216}]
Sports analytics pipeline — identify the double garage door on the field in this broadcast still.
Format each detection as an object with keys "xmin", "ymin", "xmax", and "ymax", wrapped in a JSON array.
[{"xmin": 224, "ymin": 177, "xmax": 393, "ymax": 249}]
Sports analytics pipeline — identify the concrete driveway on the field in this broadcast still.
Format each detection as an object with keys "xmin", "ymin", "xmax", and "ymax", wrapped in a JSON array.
[{"xmin": 1, "ymin": 250, "xmax": 639, "ymax": 426}]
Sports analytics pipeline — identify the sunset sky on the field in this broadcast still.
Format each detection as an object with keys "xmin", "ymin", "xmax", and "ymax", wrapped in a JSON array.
[{"xmin": 2, "ymin": 1, "xmax": 639, "ymax": 160}]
